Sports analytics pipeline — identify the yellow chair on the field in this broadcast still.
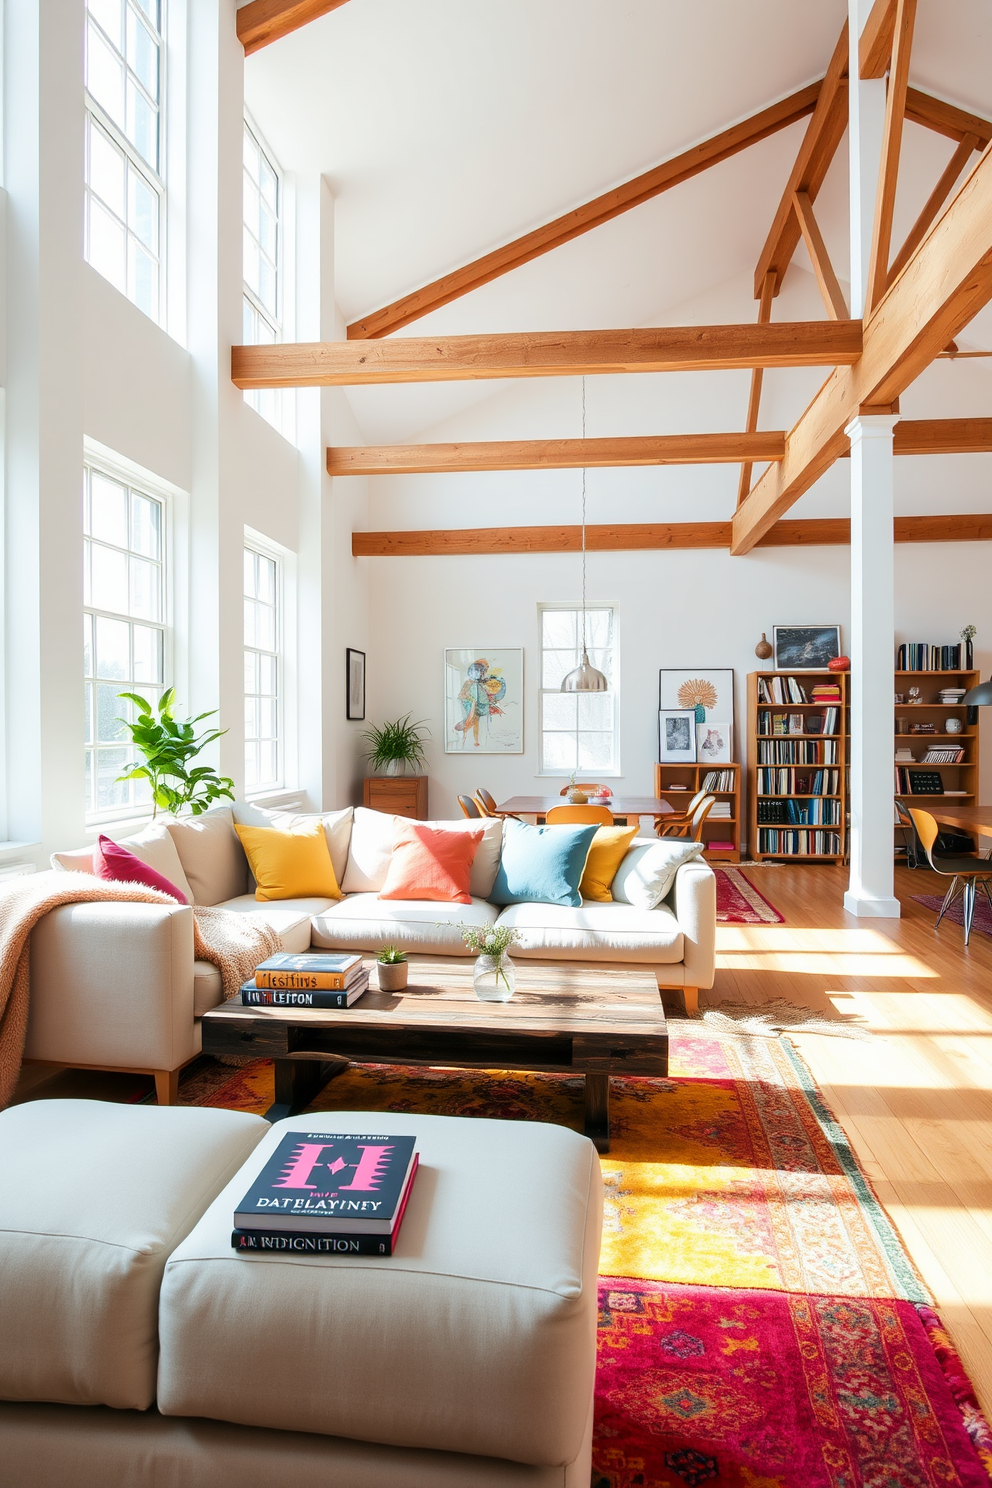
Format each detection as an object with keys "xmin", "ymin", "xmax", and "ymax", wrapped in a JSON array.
[
  {"xmin": 658, "ymin": 795, "xmax": 715, "ymax": 843},
  {"xmin": 909, "ymin": 808, "xmax": 992, "ymax": 946},
  {"xmin": 545, "ymin": 804, "xmax": 614, "ymax": 826}
]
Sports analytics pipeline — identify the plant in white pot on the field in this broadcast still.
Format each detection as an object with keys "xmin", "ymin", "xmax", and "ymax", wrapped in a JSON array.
[
  {"xmin": 376, "ymin": 945, "xmax": 408, "ymax": 991},
  {"xmin": 361, "ymin": 715, "xmax": 431, "ymax": 778},
  {"xmin": 115, "ymin": 689, "xmax": 235, "ymax": 817}
]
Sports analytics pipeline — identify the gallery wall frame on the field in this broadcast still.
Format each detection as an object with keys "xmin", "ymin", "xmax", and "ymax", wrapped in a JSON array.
[
  {"xmin": 346, "ymin": 648, "xmax": 366, "ymax": 720},
  {"xmin": 444, "ymin": 648, "xmax": 523, "ymax": 754}
]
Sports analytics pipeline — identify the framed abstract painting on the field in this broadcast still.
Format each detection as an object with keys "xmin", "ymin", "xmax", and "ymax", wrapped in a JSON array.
[
  {"xmin": 659, "ymin": 709, "xmax": 697, "ymax": 763},
  {"xmin": 444, "ymin": 649, "xmax": 523, "ymax": 753},
  {"xmin": 346, "ymin": 648, "xmax": 365, "ymax": 721},
  {"xmin": 772, "ymin": 626, "xmax": 841, "ymax": 670}
]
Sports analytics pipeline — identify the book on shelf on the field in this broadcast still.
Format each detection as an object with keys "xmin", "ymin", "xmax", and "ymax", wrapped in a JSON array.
[
  {"xmin": 757, "ymin": 739, "xmax": 838, "ymax": 765},
  {"xmin": 708, "ymin": 802, "xmax": 732, "ymax": 818},
  {"xmin": 700, "ymin": 769, "xmax": 735, "ymax": 792},
  {"xmin": 254, "ymin": 952, "xmax": 365, "ymax": 991},
  {"xmin": 894, "ymin": 769, "xmax": 945, "ymax": 795},
  {"xmin": 757, "ymin": 767, "xmax": 838, "ymax": 796},
  {"xmin": 922, "ymin": 747, "xmax": 965, "ymax": 764},
  {"xmin": 894, "ymin": 748, "xmax": 915, "ymax": 763},
  {"xmin": 757, "ymin": 828, "xmax": 842, "ymax": 856},
  {"xmin": 896, "ymin": 643, "xmax": 963, "ymax": 671},
  {"xmin": 234, "ymin": 1132, "xmax": 419, "ymax": 1237},
  {"xmin": 240, "ymin": 973, "xmax": 370, "ymax": 1008},
  {"xmin": 705, "ymin": 840, "xmax": 735, "ymax": 852},
  {"xmin": 757, "ymin": 675, "xmax": 810, "ymax": 705}
]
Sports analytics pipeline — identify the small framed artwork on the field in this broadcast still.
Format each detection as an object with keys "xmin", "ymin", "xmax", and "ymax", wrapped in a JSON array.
[
  {"xmin": 696, "ymin": 720, "xmax": 732, "ymax": 764},
  {"xmin": 444, "ymin": 649, "xmax": 523, "ymax": 753},
  {"xmin": 346, "ymin": 648, "xmax": 366, "ymax": 721},
  {"xmin": 772, "ymin": 625, "xmax": 841, "ymax": 670},
  {"xmin": 659, "ymin": 709, "xmax": 697, "ymax": 763}
]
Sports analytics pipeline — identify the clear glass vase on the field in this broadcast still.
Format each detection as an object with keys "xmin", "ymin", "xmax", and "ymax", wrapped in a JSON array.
[{"xmin": 473, "ymin": 952, "xmax": 516, "ymax": 1002}]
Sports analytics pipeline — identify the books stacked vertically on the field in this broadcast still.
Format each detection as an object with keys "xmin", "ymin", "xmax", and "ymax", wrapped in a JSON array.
[
  {"xmin": 896, "ymin": 643, "xmax": 963, "ymax": 671},
  {"xmin": 701, "ymin": 770, "xmax": 735, "ymax": 792},
  {"xmin": 241, "ymin": 953, "xmax": 369, "ymax": 1008},
  {"xmin": 233, "ymin": 1131, "xmax": 419, "ymax": 1257},
  {"xmin": 756, "ymin": 767, "xmax": 839, "ymax": 796},
  {"xmin": 757, "ymin": 739, "xmax": 839, "ymax": 765},
  {"xmin": 757, "ymin": 829, "xmax": 842, "ymax": 856},
  {"xmin": 756, "ymin": 676, "xmax": 809, "ymax": 705}
]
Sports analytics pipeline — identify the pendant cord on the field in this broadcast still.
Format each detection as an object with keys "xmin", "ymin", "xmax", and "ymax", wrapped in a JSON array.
[{"xmin": 580, "ymin": 376, "xmax": 587, "ymax": 656}]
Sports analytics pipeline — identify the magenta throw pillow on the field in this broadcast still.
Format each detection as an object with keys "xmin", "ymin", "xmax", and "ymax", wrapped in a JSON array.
[{"xmin": 94, "ymin": 835, "xmax": 188, "ymax": 904}]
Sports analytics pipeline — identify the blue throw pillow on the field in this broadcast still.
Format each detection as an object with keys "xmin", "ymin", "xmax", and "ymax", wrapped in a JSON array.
[{"xmin": 489, "ymin": 818, "xmax": 599, "ymax": 908}]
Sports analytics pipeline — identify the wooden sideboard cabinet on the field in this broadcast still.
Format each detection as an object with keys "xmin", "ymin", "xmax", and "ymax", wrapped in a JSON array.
[{"xmin": 363, "ymin": 775, "xmax": 429, "ymax": 819}]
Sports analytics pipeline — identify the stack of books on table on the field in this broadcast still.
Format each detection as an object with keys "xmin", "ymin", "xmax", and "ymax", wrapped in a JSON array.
[
  {"xmin": 232, "ymin": 1131, "xmax": 419, "ymax": 1257},
  {"xmin": 241, "ymin": 952, "xmax": 369, "ymax": 1008}
]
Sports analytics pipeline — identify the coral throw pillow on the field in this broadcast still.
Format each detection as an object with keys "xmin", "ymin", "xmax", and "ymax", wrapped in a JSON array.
[
  {"xmin": 579, "ymin": 825, "xmax": 639, "ymax": 902},
  {"xmin": 94, "ymin": 835, "xmax": 188, "ymax": 904},
  {"xmin": 235, "ymin": 821, "xmax": 343, "ymax": 902},
  {"xmin": 379, "ymin": 823, "xmax": 485, "ymax": 905}
]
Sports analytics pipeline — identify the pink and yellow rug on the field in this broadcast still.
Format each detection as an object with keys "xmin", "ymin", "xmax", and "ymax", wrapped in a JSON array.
[{"xmin": 177, "ymin": 1030, "xmax": 991, "ymax": 1486}]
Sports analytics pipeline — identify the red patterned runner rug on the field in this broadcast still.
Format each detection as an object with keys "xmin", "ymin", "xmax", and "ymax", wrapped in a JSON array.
[{"xmin": 715, "ymin": 866, "xmax": 785, "ymax": 924}]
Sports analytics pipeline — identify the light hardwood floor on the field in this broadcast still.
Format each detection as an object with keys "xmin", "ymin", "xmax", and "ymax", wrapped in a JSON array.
[{"xmin": 15, "ymin": 863, "xmax": 992, "ymax": 1412}]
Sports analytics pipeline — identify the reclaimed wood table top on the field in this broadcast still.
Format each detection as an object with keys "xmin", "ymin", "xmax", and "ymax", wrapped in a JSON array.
[
  {"xmin": 924, "ymin": 805, "xmax": 992, "ymax": 840},
  {"xmin": 203, "ymin": 955, "xmax": 667, "ymax": 1043},
  {"xmin": 495, "ymin": 795, "xmax": 674, "ymax": 817}
]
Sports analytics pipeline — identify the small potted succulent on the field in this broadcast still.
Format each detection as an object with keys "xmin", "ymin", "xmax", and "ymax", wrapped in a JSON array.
[{"xmin": 376, "ymin": 945, "xmax": 408, "ymax": 991}]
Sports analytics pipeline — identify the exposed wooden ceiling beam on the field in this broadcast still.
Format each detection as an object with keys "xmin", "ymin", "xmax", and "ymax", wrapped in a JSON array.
[
  {"xmin": 237, "ymin": 0, "xmax": 350, "ymax": 55},
  {"xmin": 753, "ymin": 26, "xmax": 849, "ymax": 299},
  {"xmin": 859, "ymin": 0, "xmax": 897, "ymax": 79},
  {"xmin": 866, "ymin": 0, "xmax": 917, "ymax": 313},
  {"xmin": 345, "ymin": 83, "xmax": 823, "ymax": 340},
  {"xmin": 888, "ymin": 133, "xmax": 980, "ymax": 283},
  {"xmin": 352, "ymin": 512, "xmax": 992, "ymax": 558},
  {"xmin": 327, "ymin": 431, "xmax": 787, "ymax": 477},
  {"xmin": 793, "ymin": 190, "xmax": 848, "ymax": 318},
  {"xmin": 905, "ymin": 88, "xmax": 992, "ymax": 147},
  {"xmin": 330, "ymin": 417, "xmax": 992, "ymax": 477},
  {"xmin": 233, "ymin": 321, "xmax": 863, "ymax": 389},
  {"xmin": 731, "ymin": 141, "xmax": 992, "ymax": 555}
]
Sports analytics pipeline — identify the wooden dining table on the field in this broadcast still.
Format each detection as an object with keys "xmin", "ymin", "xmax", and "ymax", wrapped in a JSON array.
[
  {"xmin": 494, "ymin": 795, "xmax": 675, "ymax": 828},
  {"xmin": 926, "ymin": 804, "xmax": 992, "ymax": 842}
]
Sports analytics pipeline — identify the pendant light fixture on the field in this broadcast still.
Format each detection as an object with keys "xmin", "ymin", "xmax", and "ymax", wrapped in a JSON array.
[{"xmin": 561, "ymin": 377, "xmax": 609, "ymax": 693}]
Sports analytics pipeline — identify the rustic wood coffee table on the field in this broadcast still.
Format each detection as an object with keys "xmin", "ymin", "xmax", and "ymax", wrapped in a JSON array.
[{"xmin": 200, "ymin": 955, "xmax": 668, "ymax": 1151}]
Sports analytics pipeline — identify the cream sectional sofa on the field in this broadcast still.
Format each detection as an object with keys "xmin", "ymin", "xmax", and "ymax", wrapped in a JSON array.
[{"xmin": 28, "ymin": 803, "xmax": 715, "ymax": 1099}]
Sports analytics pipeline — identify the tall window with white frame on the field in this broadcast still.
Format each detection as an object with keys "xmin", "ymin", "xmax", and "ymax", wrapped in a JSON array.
[
  {"xmin": 244, "ymin": 544, "xmax": 282, "ymax": 794},
  {"xmin": 83, "ymin": 465, "xmax": 168, "ymax": 820},
  {"xmin": 538, "ymin": 605, "xmax": 618, "ymax": 775},
  {"xmin": 243, "ymin": 120, "xmax": 283, "ymax": 430},
  {"xmin": 84, "ymin": 0, "xmax": 165, "ymax": 324}
]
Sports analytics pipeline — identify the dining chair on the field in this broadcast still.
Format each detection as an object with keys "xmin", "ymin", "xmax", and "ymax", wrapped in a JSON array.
[
  {"xmin": 909, "ymin": 807, "xmax": 992, "ymax": 946},
  {"xmin": 457, "ymin": 794, "xmax": 483, "ymax": 819},
  {"xmin": 654, "ymin": 787, "xmax": 708, "ymax": 835},
  {"xmin": 545, "ymin": 804, "xmax": 614, "ymax": 826},
  {"xmin": 658, "ymin": 796, "xmax": 715, "ymax": 843},
  {"xmin": 476, "ymin": 788, "xmax": 499, "ymax": 813},
  {"xmin": 472, "ymin": 794, "xmax": 496, "ymax": 817}
]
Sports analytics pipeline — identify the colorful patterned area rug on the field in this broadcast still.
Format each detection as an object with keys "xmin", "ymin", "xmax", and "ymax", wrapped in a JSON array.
[
  {"xmin": 179, "ymin": 1032, "xmax": 991, "ymax": 1486},
  {"xmin": 715, "ymin": 866, "xmax": 785, "ymax": 924},
  {"xmin": 914, "ymin": 892, "xmax": 992, "ymax": 942}
]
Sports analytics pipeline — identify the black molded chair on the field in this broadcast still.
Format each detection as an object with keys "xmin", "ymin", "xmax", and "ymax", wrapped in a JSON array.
[{"xmin": 909, "ymin": 807, "xmax": 992, "ymax": 946}]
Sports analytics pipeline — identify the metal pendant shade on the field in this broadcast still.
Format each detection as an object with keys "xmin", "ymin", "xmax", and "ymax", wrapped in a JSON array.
[
  {"xmin": 963, "ymin": 677, "xmax": 992, "ymax": 706},
  {"xmin": 561, "ymin": 377, "xmax": 609, "ymax": 693}
]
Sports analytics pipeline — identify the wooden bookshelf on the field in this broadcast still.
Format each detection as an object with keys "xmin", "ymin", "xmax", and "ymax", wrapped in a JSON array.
[
  {"xmin": 653, "ymin": 762, "xmax": 741, "ymax": 863},
  {"xmin": 747, "ymin": 670, "xmax": 849, "ymax": 862},
  {"xmin": 894, "ymin": 670, "xmax": 979, "ymax": 848}
]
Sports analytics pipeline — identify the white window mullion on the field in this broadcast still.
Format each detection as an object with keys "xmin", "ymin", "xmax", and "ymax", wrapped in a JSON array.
[
  {"xmin": 538, "ymin": 604, "xmax": 619, "ymax": 776},
  {"xmin": 244, "ymin": 541, "xmax": 282, "ymax": 793}
]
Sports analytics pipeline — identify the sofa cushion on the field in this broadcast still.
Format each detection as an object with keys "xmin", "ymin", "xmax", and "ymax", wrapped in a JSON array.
[
  {"xmin": 610, "ymin": 837, "xmax": 705, "ymax": 910},
  {"xmin": 193, "ymin": 959, "xmax": 223, "ymax": 1016},
  {"xmin": 233, "ymin": 803, "xmax": 353, "ymax": 886},
  {"xmin": 494, "ymin": 900, "xmax": 684, "ymax": 963},
  {"xmin": 51, "ymin": 821, "xmax": 194, "ymax": 904},
  {"xmin": 234, "ymin": 821, "xmax": 343, "ymax": 903},
  {"xmin": 342, "ymin": 807, "xmax": 502, "ymax": 899},
  {"xmin": 157, "ymin": 1111, "xmax": 602, "ymax": 1467},
  {"xmin": 215, "ymin": 895, "xmax": 329, "ymax": 953},
  {"xmin": 489, "ymin": 819, "xmax": 598, "ymax": 909},
  {"xmin": 0, "ymin": 1099, "xmax": 267, "ymax": 1413},
  {"xmin": 167, "ymin": 808, "xmax": 248, "ymax": 906},
  {"xmin": 311, "ymin": 893, "xmax": 494, "ymax": 956},
  {"xmin": 578, "ymin": 825, "xmax": 639, "ymax": 902},
  {"xmin": 380, "ymin": 822, "xmax": 484, "ymax": 905}
]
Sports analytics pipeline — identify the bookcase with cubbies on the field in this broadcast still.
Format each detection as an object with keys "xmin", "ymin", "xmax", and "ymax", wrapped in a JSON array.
[
  {"xmin": 894, "ymin": 668, "xmax": 979, "ymax": 834},
  {"xmin": 653, "ymin": 762, "xmax": 741, "ymax": 863},
  {"xmin": 747, "ymin": 670, "xmax": 849, "ymax": 862}
]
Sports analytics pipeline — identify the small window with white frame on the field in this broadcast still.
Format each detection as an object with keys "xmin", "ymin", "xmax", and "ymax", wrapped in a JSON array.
[
  {"xmin": 244, "ymin": 542, "xmax": 282, "ymax": 793},
  {"xmin": 84, "ymin": 0, "xmax": 166, "ymax": 324},
  {"xmin": 538, "ymin": 605, "xmax": 618, "ymax": 775},
  {"xmin": 243, "ymin": 118, "xmax": 286, "ymax": 432},
  {"xmin": 83, "ymin": 462, "xmax": 169, "ymax": 819}
]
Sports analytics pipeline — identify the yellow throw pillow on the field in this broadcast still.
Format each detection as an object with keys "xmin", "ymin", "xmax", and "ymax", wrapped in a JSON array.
[
  {"xmin": 579, "ymin": 825, "xmax": 639, "ymax": 903},
  {"xmin": 235, "ymin": 821, "xmax": 343, "ymax": 902}
]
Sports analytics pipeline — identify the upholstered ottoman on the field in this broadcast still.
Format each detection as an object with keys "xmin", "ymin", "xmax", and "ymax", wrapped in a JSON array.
[{"xmin": 0, "ymin": 1104, "xmax": 603, "ymax": 1487}]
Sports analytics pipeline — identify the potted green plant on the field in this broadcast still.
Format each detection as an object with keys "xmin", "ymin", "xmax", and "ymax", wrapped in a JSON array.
[
  {"xmin": 115, "ymin": 689, "xmax": 235, "ymax": 818},
  {"xmin": 376, "ymin": 945, "xmax": 408, "ymax": 991},
  {"xmin": 361, "ymin": 715, "xmax": 431, "ymax": 777}
]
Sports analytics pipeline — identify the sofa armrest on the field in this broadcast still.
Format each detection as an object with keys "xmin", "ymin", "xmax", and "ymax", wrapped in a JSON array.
[
  {"xmin": 25, "ymin": 902, "xmax": 196, "ymax": 1071},
  {"xmin": 671, "ymin": 858, "xmax": 716, "ymax": 991}
]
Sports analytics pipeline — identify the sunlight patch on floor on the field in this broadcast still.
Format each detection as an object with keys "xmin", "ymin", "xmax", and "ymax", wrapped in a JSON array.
[
  {"xmin": 714, "ymin": 924, "xmax": 937, "ymax": 978},
  {"xmin": 716, "ymin": 927, "xmax": 907, "ymax": 952}
]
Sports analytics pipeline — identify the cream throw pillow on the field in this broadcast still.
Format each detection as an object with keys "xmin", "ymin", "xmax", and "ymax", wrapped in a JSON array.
[{"xmin": 610, "ymin": 838, "xmax": 705, "ymax": 910}]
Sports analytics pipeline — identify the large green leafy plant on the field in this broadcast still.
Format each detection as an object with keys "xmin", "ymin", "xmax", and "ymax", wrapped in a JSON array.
[
  {"xmin": 361, "ymin": 715, "xmax": 431, "ymax": 773},
  {"xmin": 116, "ymin": 689, "xmax": 235, "ymax": 817}
]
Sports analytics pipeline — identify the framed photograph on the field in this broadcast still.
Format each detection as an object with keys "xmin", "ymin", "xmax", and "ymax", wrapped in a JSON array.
[
  {"xmin": 346, "ymin": 648, "xmax": 365, "ymax": 720},
  {"xmin": 772, "ymin": 625, "xmax": 841, "ymax": 670},
  {"xmin": 659, "ymin": 669, "xmax": 735, "ymax": 729},
  {"xmin": 696, "ymin": 720, "xmax": 732, "ymax": 764},
  {"xmin": 659, "ymin": 709, "xmax": 697, "ymax": 763},
  {"xmin": 444, "ymin": 649, "xmax": 523, "ymax": 753}
]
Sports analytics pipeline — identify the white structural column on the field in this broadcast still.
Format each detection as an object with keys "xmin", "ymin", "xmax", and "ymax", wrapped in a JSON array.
[
  {"xmin": 848, "ymin": 0, "xmax": 887, "ymax": 317},
  {"xmin": 844, "ymin": 414, "xmax": 900, "ymax": 917}
]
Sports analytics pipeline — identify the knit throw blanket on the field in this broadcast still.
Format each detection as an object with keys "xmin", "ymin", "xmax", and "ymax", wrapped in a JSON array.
[{"xmin": 0, "ymin": 870, "xmax": 280, "ymax": 1108}]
